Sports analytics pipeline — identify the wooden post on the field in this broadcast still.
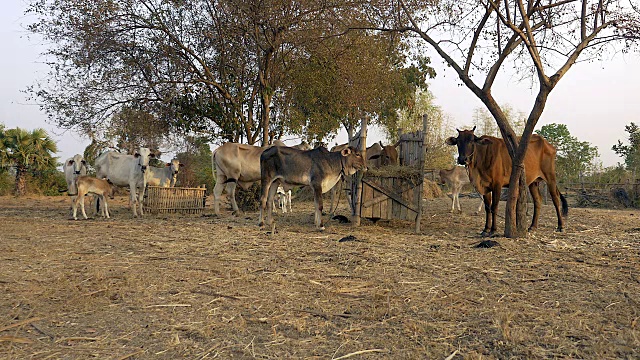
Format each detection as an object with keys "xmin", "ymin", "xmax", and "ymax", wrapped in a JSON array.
[
  {"xmin": 415, "ymin": 114, "xmax": 428, "ymax": 233},
  {"xmin": 352, "ymin": 117, "xmax": 368, "ymax": 226}
]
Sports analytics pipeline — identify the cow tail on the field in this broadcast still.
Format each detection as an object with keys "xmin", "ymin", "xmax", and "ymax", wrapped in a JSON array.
[
  {"xmin": 211, "ymin": 148, "xmax": 217, "ymax": 179},
  {"xmin": 559, "ymin": 189, "xmax": 568, "ymax": 217}
]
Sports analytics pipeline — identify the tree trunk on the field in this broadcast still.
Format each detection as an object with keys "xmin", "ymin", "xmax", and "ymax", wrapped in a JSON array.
[
  {"xmin": 504, "ymin": 165, "xmax": 528, "ymax": 237},
  {"xmin": 14, "ymin": 168, "xmax": 27, "ymax": 196}
]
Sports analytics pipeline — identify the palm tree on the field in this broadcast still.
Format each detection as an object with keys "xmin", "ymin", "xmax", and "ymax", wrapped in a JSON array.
[{"xmin": 0, "ymin": 127, "xmax": 59, "ymax": 196}]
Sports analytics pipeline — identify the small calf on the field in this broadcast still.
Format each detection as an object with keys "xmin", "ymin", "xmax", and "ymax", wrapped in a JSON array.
[
  {"xmin": 274, "ymin": 185, "xmax": 292, "ymax": 213},
  {"xmin": 73, "ymin": 176, "xmax": 116, "ymax": 220}
]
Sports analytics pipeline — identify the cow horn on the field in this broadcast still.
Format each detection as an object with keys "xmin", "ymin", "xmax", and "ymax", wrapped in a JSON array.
[{"xmin": 472, "ymin": 125, "xmax": 476, "ymax": 131}]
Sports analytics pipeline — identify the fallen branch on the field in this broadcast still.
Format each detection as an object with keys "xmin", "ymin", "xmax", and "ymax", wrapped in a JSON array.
[
  {"xmin": 332, "ymin": 348, "xmax": 386, "ymax": 359},
  {"xmin": 0, "ymin": 317, "xmax": 43, "ymax": 332},
  {"xmin": 0, "ymin": 335, "xmax": 33, "ymax": 344}
]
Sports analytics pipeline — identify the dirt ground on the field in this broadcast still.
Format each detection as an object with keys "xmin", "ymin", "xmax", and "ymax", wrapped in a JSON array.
[{"xmin": 1, "ymin": 193, "xmax": 639, "ymax": 359}]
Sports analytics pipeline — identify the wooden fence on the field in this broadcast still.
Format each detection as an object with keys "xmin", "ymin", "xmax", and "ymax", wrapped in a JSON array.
[{"xmin": 143, "ymin": 186, "xmax": 207, "ymax": 214}]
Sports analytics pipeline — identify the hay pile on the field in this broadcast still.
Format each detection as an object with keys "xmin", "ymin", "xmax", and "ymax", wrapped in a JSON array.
[{"xmin": 423, "ymin": 179, "xmax": 443, "ymax": 199}]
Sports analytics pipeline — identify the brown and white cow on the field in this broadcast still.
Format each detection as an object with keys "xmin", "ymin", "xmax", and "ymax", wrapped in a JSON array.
[
  {"xmin": 211, "ymin": 141, "xmax": 312, "ymax": 215},
  {"xmin": 73, "ymin": 176, "xmax": 116, "ymax": 220},
  {"xmin": 258, "ymin": 146, "xmax": 366, "ymax": 231},
  {"xmin": 439, "ymin": 166, "xmax": 484, "ymax": 214},
  {"xmin": 446, "ymin": 127, "xmax": 568, "ymax": 236}
]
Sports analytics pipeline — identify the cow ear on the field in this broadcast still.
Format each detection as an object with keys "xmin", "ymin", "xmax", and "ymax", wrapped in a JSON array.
[
  {"xmin": 368, "ymin": 154, "xmax": 381, "ymax": 160},
  {"xmin": 68, "ymin": 160, "xmax": 75, "ymax": 165},
  {"xmin": 445, "ymin": 137, "xmax": 457, "ymax": 146},
  {"xmin": 179, "ymin": 163, "xmax": 185, "ymax": 167},
  {"xmin": 476, "ymin": 137, "xmax": 492, "ymax": 145},
  {"xmin": 81, "ymin": 160, "xmax": 86, "ymax": 165},
  {"xmin": 166, "ymin": 163, "xmax": 171, "ymax": 167},
  {"xmin": 134, "ymin": 153, "xmax": 141, "ymax": 158},
  {"xmin": 149, "ymin": 153, "xmax": 156, "ymax": 158},
  {"xmin": 340, "ymin": 148, "xmax": 352, "ymax": 156}
]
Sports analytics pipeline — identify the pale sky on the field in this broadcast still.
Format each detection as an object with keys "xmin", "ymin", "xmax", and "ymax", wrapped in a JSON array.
[{"xmin": 2, "ymin": 2, "xmax": 639, "ymax": 168}]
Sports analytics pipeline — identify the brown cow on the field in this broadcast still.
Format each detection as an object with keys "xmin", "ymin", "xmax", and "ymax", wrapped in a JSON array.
[{"xmin": 446, "ymin": 127, "xmax": 568, "ymax": 236}]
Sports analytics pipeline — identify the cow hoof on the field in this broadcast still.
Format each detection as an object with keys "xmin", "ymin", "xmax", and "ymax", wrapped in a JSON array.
[
  {"xmin": 556, "ymin": 227, "xmax": 564, "ymax": 233},
  {"xmin": 318, "ymin": 226, "xmax": 326, "ymax": 231},
  {"xmin": 258, "ymin": 221, "xmax": 265, "ymax": 228},
  {"xmin": 528, "ymin": 227, "xmax": 537, "ymax": 232},
  {"xmin": 480, "ymin": 230, "xmax": 492, "ymax": 238}
]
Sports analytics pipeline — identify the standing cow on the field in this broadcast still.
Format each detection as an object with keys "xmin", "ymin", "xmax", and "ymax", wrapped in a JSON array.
[
  {"xmin": 147, "ymin": 159, "xmax": 183, "ymax": 187},
  {"xmin": 258, "ymin": 146, "xmax": 366, "ymax": 231},
  {"xmin": 94, "ymin": 147, "xmax": 155, "ymax": 217},
  {"xmin": 62, "ymin": 154, "xmax": 88, "ymax": 216},
  {"xmin": 446, "ymin": 127, "xmax": 568, "ymax": 236},
  {"xmin": 211, "ymin": 141, "xmax": 311, "ymax": 215},
  {"xmin": 439, "ymin": 166, "xmax": 484, "ymax": 213}
]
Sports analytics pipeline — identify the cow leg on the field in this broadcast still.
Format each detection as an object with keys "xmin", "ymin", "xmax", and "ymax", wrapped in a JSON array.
[
  {"xmin": 226, "ymin": 182, "xmax": 240, "ymax": 215},
  {"xmin": 476, "ymin": 196, "xmax": 484, "ymax": 215},
  {"xmin": 129, "ymin": 184, "xmax": 138, "ymax": 217},
  {"xmin": 103, "ymin": 196, "xmax": 110, "ymax": 219},
  {"xmin": 267, "ymin": 182, "xmax": 279, "ymax": 227},
  {"xmin": 287, "ymin": 191, "xmax": 292, "ymax": 212},
  {"xmin": 313, "ymin": 185, "xmax": 325, "ymax": 230},
  {"xmin": 480, "ymin": 192, "xmax": 493, "ymax": 237},
  {"xmin": 138, "ymin": 184, "xmax": 146, "ymax": 216},
  {"xmin": 79, "ymin": 194, "xmax": 89, "ymax": 220},
  {"xmin": 528, "ymin": 182, "xmax": 543, "ymax": 232},
  {"xmin": 547, "ymin": 180, "xmax": 567, "ymax": 232},
  {"xmin": 258, "ymin": 177, "xmax": 274, "ymax": 228},
  {"xmin": 455, "ymin": 184, "xmax": 463, "ymax": 212},
  {"xmin": 212, "ymin": 174, "xmax": 226, "ymax": 215},
  {"xmin": 72, "ymin": 195, "xmax": 79, "ymax": 220}
]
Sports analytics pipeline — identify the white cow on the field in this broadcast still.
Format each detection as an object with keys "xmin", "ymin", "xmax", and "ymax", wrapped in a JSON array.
[
  {"xmin": 73, "ymin": 176, "xmax": 115, "ymax": 220},
  {"xmin": 94, "ymin": 147, "xmax": 155, "ymax": 217},
  {"xmin": 62, "ymin": 154, "xmax": 88, "ymax": 216},
  {"xmin": 63, "ymin": 154, "xmax": 87, "ymax": 196},
  {"xmin": 273, "ymin": 185, "xmax": 292, "ymax": 213},
  {"xmin": 147, "ymin": 159, "xmax": 183, "ymax": 187}
]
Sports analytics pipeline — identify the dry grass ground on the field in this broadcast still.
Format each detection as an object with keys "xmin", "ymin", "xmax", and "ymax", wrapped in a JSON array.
[{"xmin": 0, "ymin": 193, "xmax": 639, "ymax": 359}]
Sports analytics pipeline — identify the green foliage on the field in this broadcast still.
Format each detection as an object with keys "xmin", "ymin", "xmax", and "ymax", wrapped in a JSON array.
[
  {"xmin": 175, "ymin": 137, "xmax": 215, "ymax": 192},
  {"xmin": 536, "ymin": 123, "xmax": 599, "ymax": 183},
  {"xmin": 0, "ymin": 172, "xmax": 13, "ymax": 196},
  {"xmin": 0, "ymin": 127, "xmax": 59, "ymax": 196},
  {"xmin": 392, "ymin": 89, "xmax": 456, "ymax": 170},
  {"xmin": 472, "ymin": 105, "xmax": 526, "ymax": 137},
  {"xmin": 27, "ymin": 169, "xmax": 67, "ymax": 196},
  {"xmin": 612, "ymin": 122, "xmax": 640, "ymax": 173}
]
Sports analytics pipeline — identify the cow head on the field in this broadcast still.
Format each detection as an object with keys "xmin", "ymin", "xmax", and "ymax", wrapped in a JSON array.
[
  {"xmin": 341, "ymin": 147, "xmax": 367, "ymax": 175},
  {"xmin": 446, "ymin": 126, "xmax": 491, "ymax": 165},
  {"xmin": 134, "ymin": 147, "xmax": 155, "ymax": 173},
  {"xmin": 67, "ymin": 154, "xmax": 87, "ymax": 175},
  {"xmin": 167, "ymin": 159, "xmax": 183, "ymax": 175}
]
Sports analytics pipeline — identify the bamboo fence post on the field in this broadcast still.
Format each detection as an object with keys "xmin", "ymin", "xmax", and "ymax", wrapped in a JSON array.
[
  {"xmin": 352, "ymin": 117, "xmax": 368, "ymax": 226},
  {"xmin": 415, "ymin": 114, "xmax": 428, "ymax": 233}
]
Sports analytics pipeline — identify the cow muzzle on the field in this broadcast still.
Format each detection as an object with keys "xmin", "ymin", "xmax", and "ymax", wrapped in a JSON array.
[
  {"xmin": 457, "ymin": 156, "xmax": 467, "ymax": 165},
  {"xmin": 74, "ymin": 171, "xmax": 81, "ymax": 175},
  {"xmin": 141, "ymin": 165, "xmax": 147, "ymax": 172}
]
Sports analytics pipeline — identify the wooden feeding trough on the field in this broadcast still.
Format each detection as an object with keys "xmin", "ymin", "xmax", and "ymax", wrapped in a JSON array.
[
  {"xmin": 143, "ymin": 185, "xmax": 207, "ymax": 215},
  {"xmin": 351, "ymin": 115, "xmax": 428, "ymax": 232}
]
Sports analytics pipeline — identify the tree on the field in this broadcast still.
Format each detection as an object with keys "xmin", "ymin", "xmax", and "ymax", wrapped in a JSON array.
[
  {"xmin": 536, "ymin": 123, "xmax": 599, "ymax": 183},
  {"xmin": 27, "ymin": 0, "xmax": 393, "ymax": 147},
  {"xmin": 0, "ymin": 127, "xmax": 59, "ymax": 196},
  {"xmin": 175, "ymin": 137, "xmax": 214, "ymax": 190},
  {"xmin": 363, "ymin": 0, "xmax": 640, "ymax": 237},
  {"xmin": 473, "ymin": 104, "xmax": 525, "ymax": 137},
  {"xmin": 612, "ymin": 122, "xmax": 640, "ymax": 177}
]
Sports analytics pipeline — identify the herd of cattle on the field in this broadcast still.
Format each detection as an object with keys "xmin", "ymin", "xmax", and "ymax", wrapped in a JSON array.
[{"xmin": 62, "ymin": 127, "xmax": 568, "ymax": 236}]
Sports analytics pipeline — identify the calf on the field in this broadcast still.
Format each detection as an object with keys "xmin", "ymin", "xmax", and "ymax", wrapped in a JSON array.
[
  {"xmin": 273, "ymin": 185, "xmax": 292, "ymax": 213},
  {"xmin": 147, "ymin": 159, "xmax": 183, "ymax": 187},
  {"xmin": 73, "ymin": 176, "xmax": 116, "ymax": 220},
  {"xmin": 258, "ymin": 146, "xmax": 366, "ymax": 231},
  {"xmin": 439, "ymin": 166, "xmax": 484, "ymax": 213}
]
